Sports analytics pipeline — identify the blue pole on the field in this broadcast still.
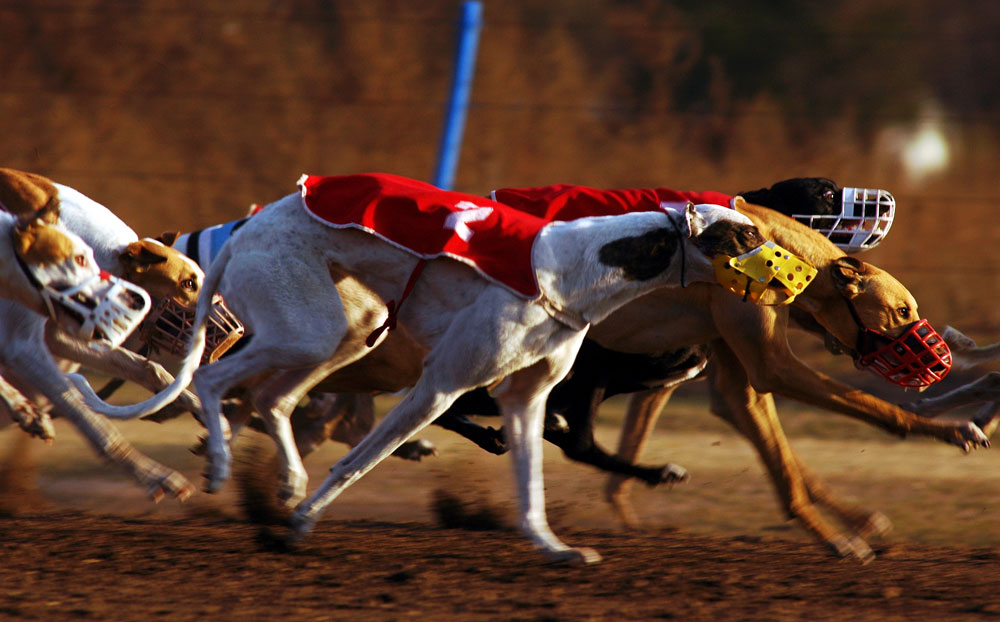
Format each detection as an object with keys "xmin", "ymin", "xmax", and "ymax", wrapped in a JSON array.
[{"xmin": 432, "ymin": 1, "xmax": 483, "ymax": 191}]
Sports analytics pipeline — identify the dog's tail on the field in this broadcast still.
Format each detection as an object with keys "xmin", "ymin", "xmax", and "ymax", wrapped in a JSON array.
[{"xmin": 67, "ymin": 242, "xmax": 233, "ymax": 419}]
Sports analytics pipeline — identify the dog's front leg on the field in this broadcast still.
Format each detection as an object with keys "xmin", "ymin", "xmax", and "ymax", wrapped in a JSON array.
[
  {"xmin": 7, "ymin": 349, "xmax": 194, "ymax": 501},
  {"xmin": 0, "ymin": 372, "xmax": 54, "ymax": 441},
  {"xmin": 706, "ymin": 342, "xmax": 876, "ymax": 563},
  {"xmin": 714, "ymin": 298, "xmax": 988, "ymax": 451},
  {"xmin": 903, "ymin": 371, "xmax": 1000, "ymax": 418},
  {"xmin": 494, "ymin": 339, "xmax": 601, "ymax": 565}
]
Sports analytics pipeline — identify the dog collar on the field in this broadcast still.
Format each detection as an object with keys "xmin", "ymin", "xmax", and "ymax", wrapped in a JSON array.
[{"xmin": 712, "ymin": 241, "xmax": 817, "ymax": 305}]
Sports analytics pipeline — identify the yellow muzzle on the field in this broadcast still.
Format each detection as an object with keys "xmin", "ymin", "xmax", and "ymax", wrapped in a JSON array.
[{"xmin": 712, "ymin": 241, "xmax": 817, "ymax": 305}]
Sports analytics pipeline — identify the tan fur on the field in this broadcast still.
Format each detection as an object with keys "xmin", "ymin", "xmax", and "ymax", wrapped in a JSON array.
[
  {"xmin": 0, "ymin": 169, "xmax": 60, "ymax": 218},
  {"xmin": 595, "ymin": 197, "xmax": 976, "ymax": 562},
  {"xmin": 15, "ymin": 215, "xmax": 77, "ymax": 267},
  {"xmin": 119, "ymin": 240, "xmax": 201, "ymax": 305}
]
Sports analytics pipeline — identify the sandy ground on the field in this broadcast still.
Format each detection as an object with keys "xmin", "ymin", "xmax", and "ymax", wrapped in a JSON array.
[{"xmin": 2, "ymin": 394, "xmax": 1000, "ymax": 621}]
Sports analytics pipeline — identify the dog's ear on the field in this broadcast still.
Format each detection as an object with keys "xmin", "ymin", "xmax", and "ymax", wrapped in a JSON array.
[
  {"xmin": 683, "ymin": 202, "xmax": 706, "ymax": 238},
  {"xmin": 155, "ymin": 231, "xmax": 180, "ymax": 247},
  {"xmin": 831, "ymin": 256, "xmax": 868, "ymax": 299},
  {"xmin": 119, "ymin": 241, "xmax": 168, "ymax": 273},
  {"xmin": 26, "ymin": 196, "xmax": 61, "ymax": 226}
]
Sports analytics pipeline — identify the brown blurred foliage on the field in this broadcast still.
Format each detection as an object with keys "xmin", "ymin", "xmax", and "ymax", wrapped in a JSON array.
[{"xmin": 1, "ymin": 0, "xmax": 998, "ymax": 340}]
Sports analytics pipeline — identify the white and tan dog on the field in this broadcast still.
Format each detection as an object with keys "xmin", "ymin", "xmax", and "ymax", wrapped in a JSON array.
[
  {"xmin": 0, "ymin": 169, "xmax": 202, "ymax": 500},
  {"xmin": 73, "ymin": 173, "xmax": 784, "ymax": 563},
  {"xmin": 0, "ymin": 201, "xmax": 109, "ymax": 338},
  {"xmin": 0, "ymin": 201, "xmax": 122, "ymax": 433}
]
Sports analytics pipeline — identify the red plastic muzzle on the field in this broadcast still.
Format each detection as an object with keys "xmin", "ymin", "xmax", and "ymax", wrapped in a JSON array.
[{"xmin": 856, "ymin": 319, "xmax": 952, "ymax": 389}]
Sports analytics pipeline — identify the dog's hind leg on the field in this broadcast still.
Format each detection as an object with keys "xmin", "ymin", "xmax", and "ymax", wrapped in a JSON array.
[
  {"xmin": 604, "ymin": 384, "xmax": 679, "ymax": 528},
  {"xmin": 247, "ymin": 356, "xmax": 376, "ymax": 506},
  {"xmin": 293, "ymin": 298, "xmax": 595, "ymax": 562}
]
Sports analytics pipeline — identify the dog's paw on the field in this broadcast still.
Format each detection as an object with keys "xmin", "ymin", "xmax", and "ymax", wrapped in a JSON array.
[
  {"xmin": 393, "ymin": 439, "xmax": 438, "ymax": 461},
  {"xmin": 545, "ymin": 546, "xmax": 603, "ymax": 566},
  {"xmin": 953, "ymin": 421, "xmax": 990, "ymax": 453},
  {"xmin": 649, "ymin": 463, "xmax": 689, "ymax": 487}
]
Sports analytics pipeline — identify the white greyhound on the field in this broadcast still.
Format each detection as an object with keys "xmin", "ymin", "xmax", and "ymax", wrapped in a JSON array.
[
  {"xmin": 0, "ymin": 169, "xmax": 204, "ymax": 501},
  {"xmin": 71, "ymin": 172, "xmax": 791, "ymax": 563}
]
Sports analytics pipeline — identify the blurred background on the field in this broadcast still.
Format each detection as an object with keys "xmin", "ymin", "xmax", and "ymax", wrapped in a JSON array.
[{"xmin": 2, "ymin": 0, "xmax": 999, "ymax": 387}]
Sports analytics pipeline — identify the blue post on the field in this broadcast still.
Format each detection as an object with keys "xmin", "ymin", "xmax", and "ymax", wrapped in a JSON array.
[{"xmin": 432, "ymin": 1, "xmax": 483, "ymax": 191}]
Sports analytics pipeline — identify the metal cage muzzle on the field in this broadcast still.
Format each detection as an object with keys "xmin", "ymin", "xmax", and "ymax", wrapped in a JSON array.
[
  {"xmin": 140, "ymin": 294, "xmax": 245, "ymax": 363},
  {"xmin": 793, "ymin": 187, "xmax": 895, "ymax": 253},
  {"xmin": 855, "ymin": 318, "xmax": 952, "ymax": 389}
]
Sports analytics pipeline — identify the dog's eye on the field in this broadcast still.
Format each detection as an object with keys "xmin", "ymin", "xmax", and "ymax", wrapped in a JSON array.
[
  {"xmin": 74, "ymin": 254, "xmax": 89, "ymax": 268},
  {"xmin": 181, "ymin": 278, "xmax": 197, "ymax": 292},
  {"xmin": 898, "ymin": 306, "xmax": 910, "ymax": 320},
  {"xmin": 824, "ymin": 190, "xmax": 835, "ymax": 201}
]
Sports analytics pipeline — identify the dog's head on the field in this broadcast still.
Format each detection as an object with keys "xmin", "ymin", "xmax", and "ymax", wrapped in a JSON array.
[
  {"xmin": 1, "ymin": 169, "xmax": 152, "ymax": 345},
  {"xmin": 811, "ymin": 256, "xmax": 950, "ymax": 388},
  {"xmin": 118, "ymin": 237, "xmax": 203, "ymax": 306},
  {"xmin": 738, "ymin": 178, "xmax": 895, "ymax": 253},
  {"xmin": 686, "ymin": 203, "xmax": 817, "ymax": 305}
]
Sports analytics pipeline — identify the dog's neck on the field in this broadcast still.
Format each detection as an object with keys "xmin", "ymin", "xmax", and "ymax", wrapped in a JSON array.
[{"xmin": 532, "ymin": 210, "xmax": 702, "ymax": 327}]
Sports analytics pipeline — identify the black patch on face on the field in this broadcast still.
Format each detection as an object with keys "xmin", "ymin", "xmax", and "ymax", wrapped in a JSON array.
[
  {"xmin": 737, "ymin": 177, "xmax": 841, "ymax": 217},
  {"xmin": 692, "ymin": 220, "xmax": 765, "ymax": 258},
  {"xmin": 598, "ymin": 228, "xmax": 678, "ymax": 281}
]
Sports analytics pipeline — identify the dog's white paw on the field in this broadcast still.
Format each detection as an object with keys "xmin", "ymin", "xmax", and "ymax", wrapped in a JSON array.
[{"xmin": 546, "ymin": 546, "xmax": 603, "ymax": 565}]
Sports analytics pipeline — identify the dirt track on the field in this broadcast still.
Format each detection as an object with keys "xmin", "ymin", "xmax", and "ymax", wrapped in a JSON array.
[{"xmin": 3, "ymin": 511, "xmax": 1000, "ymax": 622}]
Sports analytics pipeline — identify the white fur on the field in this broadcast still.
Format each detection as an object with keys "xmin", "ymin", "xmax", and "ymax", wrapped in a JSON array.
[{"xmin": 70, "ymin": 190, "xmax": 755, "ymax": 563}]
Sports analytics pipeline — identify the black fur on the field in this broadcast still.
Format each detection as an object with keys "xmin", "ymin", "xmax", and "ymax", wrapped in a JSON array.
[
  {"xmin": 738, "ymin": 177, "xmax": 841, "ymax": 216},
  {"xmin": 598, "ymin": 228, "xmax": 678, "ymax": 281},
  {"xmin": 431, "ymin": 340, "xmax": 711, "ymax": 484},
  {"xmin": 692, "ymin": 220, "xmax": 765, "ymax": 258}
]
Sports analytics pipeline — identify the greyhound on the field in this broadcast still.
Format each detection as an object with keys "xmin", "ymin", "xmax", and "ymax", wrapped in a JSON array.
[
  {"xmin": 269, "ymin": 182, "xmax": 977, "ymax": 563},
  {"xmin": 70, "ymin": 172, "xmax": 789, "ymax": 563}
]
